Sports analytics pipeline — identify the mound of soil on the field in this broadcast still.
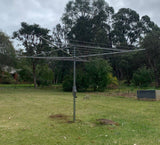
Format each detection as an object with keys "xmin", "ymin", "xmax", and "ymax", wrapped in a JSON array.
[
  {"xmin": 49, "ymin": 114, "xmax": 69, "ymax": 121},
  {"xmin": 97, "ymin": 119, "xmax": 119, "ymax": 126},
  {"xmin": 49, "ymin": 114, "xmax": 82, "ymax": 124}
]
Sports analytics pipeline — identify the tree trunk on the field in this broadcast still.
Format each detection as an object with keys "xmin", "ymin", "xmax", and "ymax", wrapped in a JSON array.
[
  {"xmin": 155, "ymin": 72, "xmax": 160, "ymax": 88},
  {"xmin": 33, "ymin": 62, "xmax": 37, "ymax": 88},
  {"xmin": 108, "ymin": 32, "xmax": 112, "ymax": 48}
]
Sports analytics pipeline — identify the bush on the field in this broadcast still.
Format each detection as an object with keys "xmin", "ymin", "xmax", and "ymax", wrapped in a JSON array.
[
  {"xmin": 85, "ymin": 59, "xmax": 112, "ymax": 91},
  {"xmin": 62, "ymin": 75, "xmax": 72, "ymax": 92},
  {"xmin": 76, "ymin": 69, "xmax": 89, "ymax": 91},
  {"xmin": 132, "ymin": 67, "xmax": 153, "ymax": 87},
  {"xmin": 62, "ymin": 69, "xmax": 89, "ymax": 92},
  {"xmin": 36, "ymin": 65, "xmax": 54, "ymax": 86},
  {"xmin": 107, "ymin": 73, "xmax": 119, "ymax": 89},
  {"xmin": 62, "ymin": 59, "xmax": 113, "ymax": 92},
  {"xmin": 0, "ymin": 72, "xmax": 16, "ymax": 84},
  {"xmin": 18, "ymin": 65, "xmax": 33, "ymax": 83}
]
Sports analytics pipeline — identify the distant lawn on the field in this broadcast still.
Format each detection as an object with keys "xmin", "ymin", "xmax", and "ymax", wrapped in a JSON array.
[
  {"xmin": 0, "ymin": 84, "xmax": 34, "ymax": 88},
  {"xmin": 0, "ymin": 87, "xmax": 160, "ymax": 145}
]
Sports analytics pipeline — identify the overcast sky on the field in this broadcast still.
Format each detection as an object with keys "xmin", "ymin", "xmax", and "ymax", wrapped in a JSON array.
[{"xmin": 0, "ymin": 0, "xmax": 160, "ymax": 37}]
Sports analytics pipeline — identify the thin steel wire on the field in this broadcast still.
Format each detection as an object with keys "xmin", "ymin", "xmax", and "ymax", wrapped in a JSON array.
[
  {"xmin": 17, "ymin": 55, "xmax": 87, "ymax": 62},
  {"xmin": 69, "ymin": 39, "xmax": 137, "ymax": 49},
  {"xmin": 14, "ymin": 36, "xmax": 145, "ymax": 61}
]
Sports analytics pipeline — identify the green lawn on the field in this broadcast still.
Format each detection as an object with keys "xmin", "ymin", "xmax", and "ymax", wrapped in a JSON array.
[{"xmin": 0, "ymin": 87, "xmax": 160, "ymax": 145}]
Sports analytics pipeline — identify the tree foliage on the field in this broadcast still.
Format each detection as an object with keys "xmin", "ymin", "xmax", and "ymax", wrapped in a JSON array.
[
  {"xmin": 62, "ymin": 68, "xmax": 89, "ymax": 92},
  {"xmin": 0, "ymin": 31, "xmax": 16, "ymax": 68},
  {"xmin": 13, "ymin": 22, "xmax": 51, "ymax": 88},
  {"xmin": 18, "ymin": 65, "xmax": 33, "ymax": 83},
  {"xmin": 112, "ymin": 8, "xmax": 140, "ymax": 45},
  {"xmin": 85, "ymin": 59, "xmax": 112, "ymax": 91},
  {"xmin": 112, "ymin": 8, "xmax": 156, "ymax": 46},
  {"xmin": 36, "ymin": 64, "xmax": 54, "ymax": 86},
  {"xmin": 61, "ymin": 0, "xmax": 114, "ymax": 46},
  {"xmin": 132, "ymin": 67, "xmax": 153, "ymax": 87},
  {"xmin": 142, "ymin": 28, "xmax": 160, "ymax": 87},
  {"xmin": 63, "ymin": 59, "xmax": 112, "ymax": 92},
  {"xmin": 10, "ymin": 1, "xmax": 160, "ymax": 89}
]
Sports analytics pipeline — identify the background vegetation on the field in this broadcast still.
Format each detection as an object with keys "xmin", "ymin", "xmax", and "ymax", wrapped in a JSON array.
[{"xmin": 0, "ymin": 0, "xmax": 160, "ymax": 90}]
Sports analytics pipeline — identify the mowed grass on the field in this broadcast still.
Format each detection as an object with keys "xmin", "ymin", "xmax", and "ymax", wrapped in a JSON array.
[{"xmin": 0, "ymin": 87, "xmax": 160, "ymax": 145}]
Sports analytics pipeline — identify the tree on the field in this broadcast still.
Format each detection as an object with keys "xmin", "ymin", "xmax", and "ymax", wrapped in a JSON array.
[
  {"xmin": 110, "ymin": 52, "xmax": 145, "ymax": 85},
  {"xmin": 53, "ymin": 1, "xmax": 160, "ymax": 88},
  {"xmin": 62, "ymin": 0, "xmax": 91, "ymax": 34},
  {"xmin": 132, "ymin": 66, "xmax": 153, "ymax": 87},
  {"xmin": 91, "ymin": 0, "xmax": 114, "ymax": 47},
  {"xmin": 0, "ymin": 31, "xmax": 15, "ymax": 68},
  {"xmin": 111, "ymin": 8, "xmax": 157, "ymax": 84},
  {"xmin": 62, "ymin": 67, "xmax": 89, "ymax": 92},
  {"xmin": 142, "ymin": 28, "xmax": 160, "ymax": 87},
  {"xmin": 112, "ymin": 8, "xmax": 157, "ymax": 47},
  {"xmin": 140, "ymin": 15, "xmax": 156, "ymax": 34},
  {"xmin": 13, "ymin": 22, "xmax": 51, "ymax": 88},
  {"xmin": 62, "ymin": 59, "xmax": 112, "ymax": 92},
  {"xmin": 85, "ymin": 59, "xmax": 112, "ymax": 91},
  {"xmin": 52, "ymin": 0, "xmax": 114, "ymax": 85},
  {"xmin": 17, "ymin": 57, "xmax": 33, "ymax": 83},
  {"xmin": 112, "ymin": 8, "xmax": 140, "ymax": 46},
  {"xmin": 51, "ymin": 24, "xmax": 73, "ymax": 84},
  {"xmin": 36, "ymin": 64, "xmax": 54, "ymax": 86},
  {"xmin": 61, "ymin": 0, "xmax": 114, "ymax": 44}
]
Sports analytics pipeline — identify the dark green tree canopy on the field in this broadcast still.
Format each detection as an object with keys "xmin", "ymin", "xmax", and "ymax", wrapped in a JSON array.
[
  {"xmin": 59, "ymin": 1, "xmax": 156, "ymax": 49},
  {"xmin": 13, "ymin": 22, "xmax": 51, "ymax": 56},
  {"xmin": 0, "ymin": 31, "xmax": 15, "ymax": 68},
  {"xmin": 61, "ymin": 0, "xmax": 114, "ymax": 45},
  {"xmin": 112, "ymin": 8, "xmax": 156, "ymax": 46},
  {"xmin": 51, "ymin": 0, "xmax": 160, "ymax": 88},
  {"xmin": 13, "ymin": 22, "xmax": 52, "ymax": 88},
  {"xmin": 112, "ymin": 8, "xmax": 140, "ymax": 45},
  {"xmin": 85, "ymin": 59, "xmax": 112, "ymax": 91},
  {"xmin": 132, "ymin": 66, "xmax": 153, "ymax": 87},
  {"xmin": 142, "ymin": 28, "xmax": 160, "ymax": 87}
]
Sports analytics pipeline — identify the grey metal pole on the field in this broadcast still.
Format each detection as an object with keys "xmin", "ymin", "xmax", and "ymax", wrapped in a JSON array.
[{"xmin": 73, "ymin": 47, "xmax": 77, "ymax": 122}]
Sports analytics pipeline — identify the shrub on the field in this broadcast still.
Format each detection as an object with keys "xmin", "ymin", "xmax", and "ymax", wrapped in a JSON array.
[
  {"xmin": 0, "ymin": 72, "xmax": 16, "ymax": 84},
  {"xmin": 85, "ymin": 59, "xmax": 112, "ymax": 91},
  {"xmin": 132, "ymin": 67, "xmax": 153, "ymax": 87},
  {"xmin": 36, "ymin": 65, "xmax": 54, "ymax": 86},
  {"xmin": 18, "ymin": 65, "xmax": 33, "ymax": 83},
  {"xmin": 62, "ymin": 59, "xmax": 113, "ymax": 92},
  {"xmin": 62, "ymin": 69, "xmax": 89, "ymax": 92},
  {"xmin": 62, "ymin": 75, "xmax": 72, "ymax": 92},
  {"xmin": 107, "ymin": 73, "xmax": 119, "ymax": 89}
]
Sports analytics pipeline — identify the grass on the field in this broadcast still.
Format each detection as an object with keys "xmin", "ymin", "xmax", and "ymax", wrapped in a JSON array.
[
  {"xmin": 0, "ymin": 87, "xmax": 160, "ymax": 145},
  {"xmin": 0, "ymin": 84, "xmax": 34, "ymax": 88}
]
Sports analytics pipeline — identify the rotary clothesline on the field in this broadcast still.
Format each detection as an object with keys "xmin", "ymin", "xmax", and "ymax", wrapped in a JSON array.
[{"xmin": 1, "ymin": 37, "xmax": 145, "ymax": 122}]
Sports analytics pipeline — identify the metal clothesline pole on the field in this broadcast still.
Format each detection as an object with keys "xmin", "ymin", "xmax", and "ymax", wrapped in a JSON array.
[{"xmin": 73, "ymin": 47, "xmax": 77, "ymax": 122}]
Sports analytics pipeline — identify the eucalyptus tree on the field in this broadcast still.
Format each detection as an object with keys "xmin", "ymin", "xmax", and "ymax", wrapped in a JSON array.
[
  {"xmin": 140, "ymin": 15, "xmax": 156, "ymax": 34},
  {"xmin": 52, "ymin": 0, "xmax": 114, "ymax": 84},
  {"xmin": 61, "ymin": 0, "xmax": 114, "ymax": 45},
  {"xmin": 111, "ymin": 8, "xmax": 157, "ymax": 84},
  {"xmin": 112, "ymin": 8, "xmax": 156, "ymax": 47},
  {"xmin": 13, "ymin": 22, "xmax": 51, "ymax": 88},
  {"xmin": 0, "ymin": 31, "xmax": 15, "ymax": 68},
  {"xmin": 112, "ymin": 8, "xmax": 141, "ymax": 46},
  {"xmin": 91, "ymin": 0, "xmax": 114, "ymax": 46},
  {"xmin": 52, "ymin": 0, "xmax": 159, "ymax": 85},
  {"xmin": 142, "ymin": 28, "xmax": 160, "ymax": 87}
]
